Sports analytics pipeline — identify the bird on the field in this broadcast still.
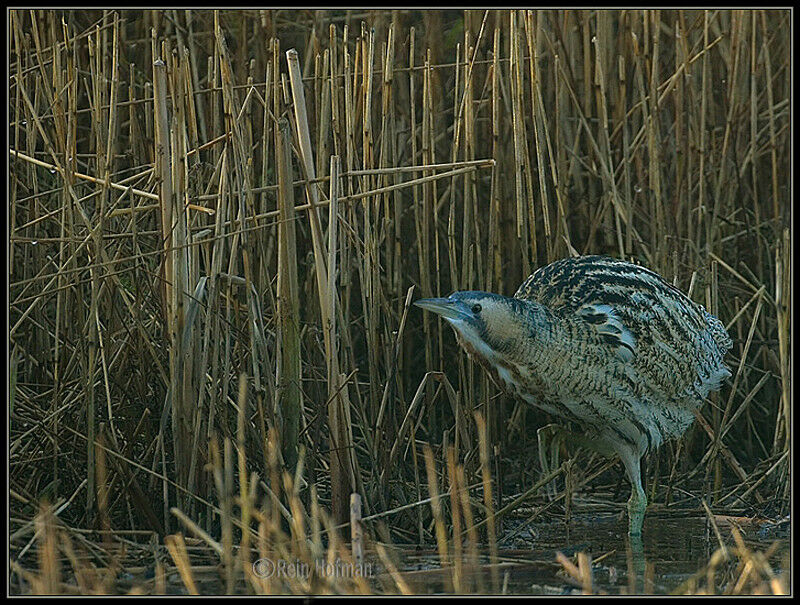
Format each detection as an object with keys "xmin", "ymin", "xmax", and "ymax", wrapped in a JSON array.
[{"xmin": 414, "ymin": 255, "xmax": 732, "ymax": 536}]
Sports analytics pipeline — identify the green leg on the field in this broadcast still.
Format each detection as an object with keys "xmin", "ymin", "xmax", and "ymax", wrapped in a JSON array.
[
  {"xmin": 619, "ymin": 451, "xmax": 647, "ymax": 537},
  {"xmin": 539, "ymin": 426, "xmax": 648, "ymax": 536},
  {"xmin": 627, "ymin": 481, "xmax": 647, "ymax": 537}
]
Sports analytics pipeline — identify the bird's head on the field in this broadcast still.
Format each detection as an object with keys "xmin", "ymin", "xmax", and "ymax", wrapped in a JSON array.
[{"xmin": 415, "ymin": 291, "xmax": 541, "ymax": 361}]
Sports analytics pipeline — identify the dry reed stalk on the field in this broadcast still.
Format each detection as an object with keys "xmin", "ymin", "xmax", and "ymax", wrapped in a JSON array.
[
  {"xmin": 275, "ymin": 117, "xmax": 302, "ymax": 471},
  {"xmin": 445, "ymin": 446, "xmax": 464, "ymax": 592},
  {"xmin": 475, "ymin": 412, "xmax": 500, "ymax": 592},
  {"xmin": 773, "ymin": 229, "xmax": 790, "ymax": 463},
  {"xmin": 509, "ymin": 11, "xmax": 530, "ymax": 275},
  {"xmin": 589, "ymin": 11, "xmax": 624, "ymax": 259},
  {"xmin": 350, "ymin": 492, "xmax": 363, "ymax": 567},
  {"xmin": 235, "ymin": 374, "xmax": 253, "ymax": 588},
  {"xmin": 422, "ymin": 444, "xmax": 451, "ymax": 592},
  {"xmin": 34, "ymin": 504, "xmax": 60, "ymax": 595},
  {"xmin": 164, "ymin": 533, "xmax": 200, "ymax": 595},
  {"xmin": 173, "ymin": 39, "xmax": 194, "ymax": 502}
]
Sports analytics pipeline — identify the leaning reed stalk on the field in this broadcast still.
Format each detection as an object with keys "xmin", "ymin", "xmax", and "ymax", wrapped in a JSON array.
[
  {"xmin": 287, "ymin": 47, "xmax": 357, "ymax": 526},
  {"xmin": 774, "ymin": 229, "xmax": 790, "ymax": 457}
]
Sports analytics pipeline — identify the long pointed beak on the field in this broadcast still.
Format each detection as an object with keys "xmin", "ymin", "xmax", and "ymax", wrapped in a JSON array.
[{"xmin": 414, "ymin": 297, "xmax": 469, "ymax": 321}]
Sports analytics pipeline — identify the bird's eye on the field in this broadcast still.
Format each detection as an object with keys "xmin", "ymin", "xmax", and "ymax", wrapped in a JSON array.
[{"xmin": 471, "ymin": 303, "xmax": 482, "ymax": 314}]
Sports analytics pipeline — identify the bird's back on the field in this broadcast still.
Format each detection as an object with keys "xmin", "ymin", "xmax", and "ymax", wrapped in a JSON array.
[{"xmin": 515, "ymin": 256, "xmax": 732, "ymax": 405}]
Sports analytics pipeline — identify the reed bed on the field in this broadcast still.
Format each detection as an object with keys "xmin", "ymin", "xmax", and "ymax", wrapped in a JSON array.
[{"xmin": 9, "ymin": 9, "xmax": 790, "ymax": 595}]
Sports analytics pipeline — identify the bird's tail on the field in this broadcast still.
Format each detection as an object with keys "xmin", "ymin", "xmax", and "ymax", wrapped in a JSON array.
[
  {"xmin": 692, "ymin": 312, "xmax": 733, "ymax": 399},
  {"xmin": 705, "ymin": 311, "xmax": 733, "ymax": 354}
]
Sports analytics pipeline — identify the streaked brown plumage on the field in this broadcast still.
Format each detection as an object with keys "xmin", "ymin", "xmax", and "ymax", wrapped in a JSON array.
[{"xmin": 415, "ymin": 255, "xmax": 732, "ymax": 536}]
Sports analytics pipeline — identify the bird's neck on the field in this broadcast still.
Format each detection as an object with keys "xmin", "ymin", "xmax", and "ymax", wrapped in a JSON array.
[
  {"xmin": 482, "ymin": 302, "xmax": 562, "ymax": 365},
  {"xmin": 514, "ymin": 305, "xmax": 561, "ymax": 359}
]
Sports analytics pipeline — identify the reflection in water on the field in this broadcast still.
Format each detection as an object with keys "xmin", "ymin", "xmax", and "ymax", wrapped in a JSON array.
[
  {"xmin": 394, "ymin": 512, "xmax": 788, "ymax": 594},
  {"xmin": 537, "ymin": 513, "xmax": 710, "ymax": 593},
  {"xmin": 627, "ymin": 533, "xmax": 645, "ymax": 593}
]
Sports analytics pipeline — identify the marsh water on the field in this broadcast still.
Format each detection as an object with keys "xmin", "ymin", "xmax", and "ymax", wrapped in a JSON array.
[
  {"xmin": 388, "ymin": 510, "xmax": 789, "ymax": 595},
  {"xmin": 63, "ymin": 507, "xmax": 788, "ymax": 595}
]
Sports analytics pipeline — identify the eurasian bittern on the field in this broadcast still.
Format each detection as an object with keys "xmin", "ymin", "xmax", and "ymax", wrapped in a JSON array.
[{"xmin": 415, "ymin": 255, "xmax": 732, "ymax": 536}]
